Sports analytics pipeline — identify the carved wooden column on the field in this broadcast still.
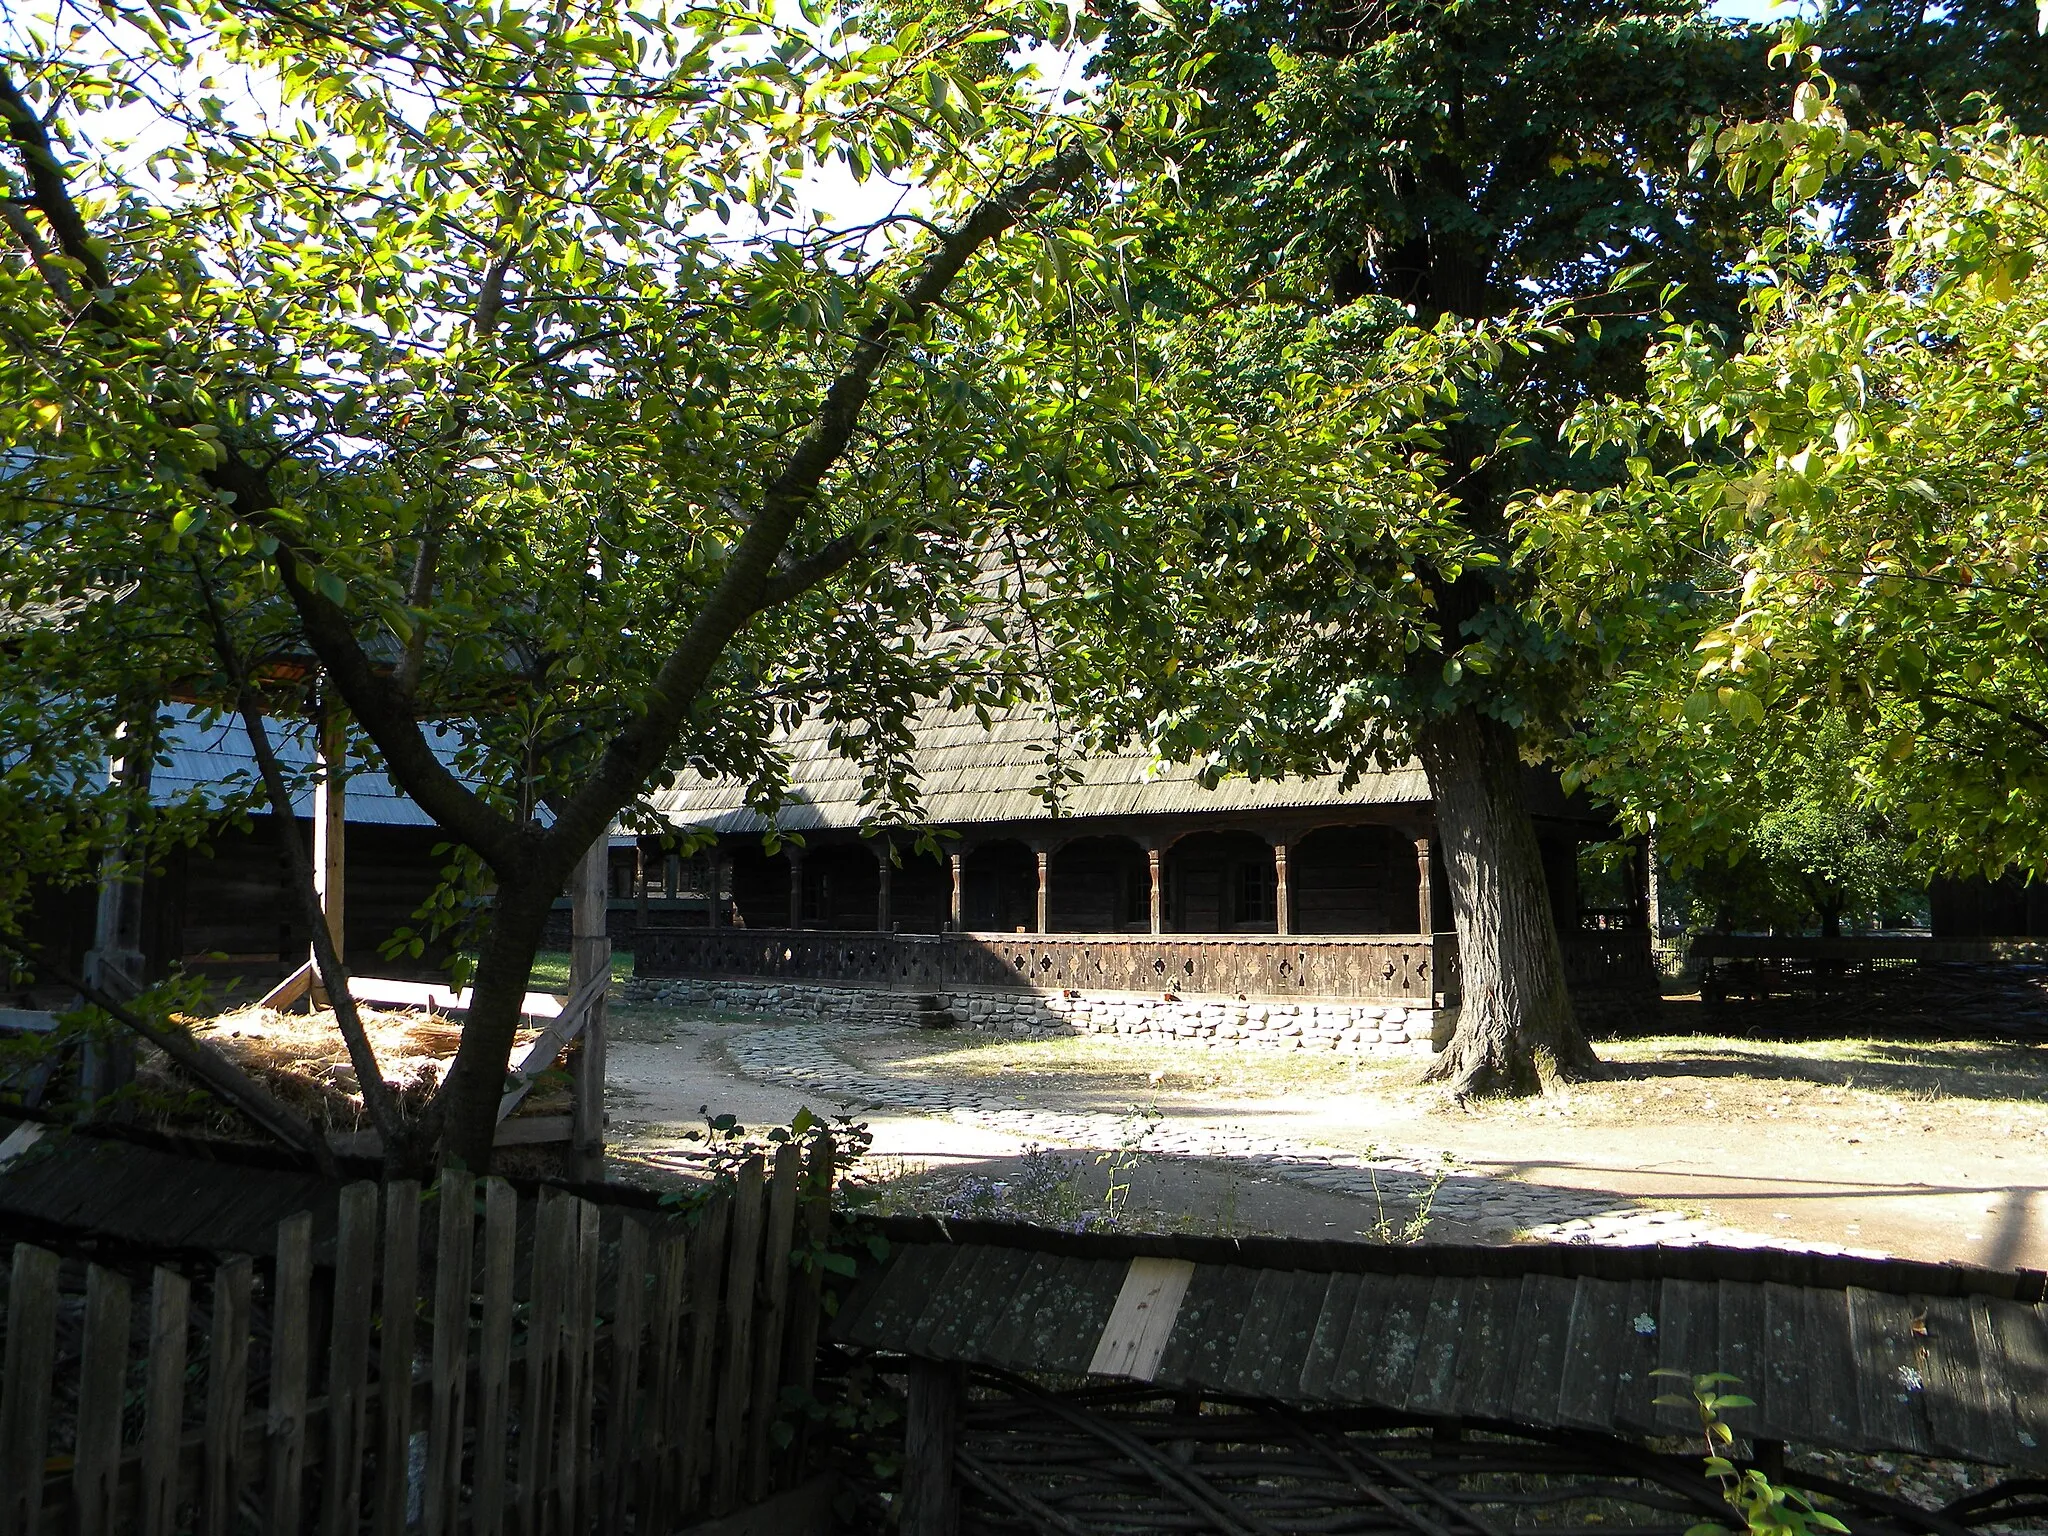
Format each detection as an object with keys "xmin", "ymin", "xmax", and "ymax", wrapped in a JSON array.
[
  {"xmin": 1273, "ymin": 841, "xmax": 1291, "ymax": 936},
  {"xmin": 1035, "ymin": 849, "xmax": 1050, "ymax": 935},
  {"xmin": 707, "ymin": 849, "xmax": 724, "ymax": 928},
  {"xmin": 1147, "ymin": 847, "xmax": 1164, "ymax": 935},
  {"xmin": 787, "ymin": 848, "xmax": 805, "ymax": 929},
  {"xmin": 568, "ymin": 836, "xmax": 611, "ymax": 1181},
  {"xmin": 663, "ymin": 851, "xmax": 679, "ymax": 900},
  {"xmin": 949, "ymin": 851, "xmax": 964, "ymax": 931},
  {"xmin": 633, "ymin": 841, "xmax": 648, "ymax": 932},
  {"xmin": 876, "ymin": 845, "xmax": 894, "ymax": 932},
  {"xmin": 1414, "ymin": 835, "xmax": 1434, "ymax": 935}
]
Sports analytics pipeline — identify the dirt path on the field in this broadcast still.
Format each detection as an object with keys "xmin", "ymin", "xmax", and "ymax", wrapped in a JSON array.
[{"xmin": 601, "ymin": 1001, "xmax": 2048, "ymax": 1266}]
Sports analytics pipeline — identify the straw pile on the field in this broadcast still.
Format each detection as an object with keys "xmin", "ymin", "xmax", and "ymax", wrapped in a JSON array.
[{"xmin": 177, "ymin": 1006, "xmax": 553, "ymax": 1130}]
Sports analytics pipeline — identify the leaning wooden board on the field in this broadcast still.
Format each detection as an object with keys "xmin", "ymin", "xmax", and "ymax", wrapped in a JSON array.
[{"xmin": 831, "ymin": 1223, "xmax": 2048, "ymax": 1471}]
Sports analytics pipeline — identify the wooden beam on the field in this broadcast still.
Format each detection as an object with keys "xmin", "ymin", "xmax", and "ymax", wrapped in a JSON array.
[
  {"xmin": 899, "ymin": 1360, "xmax": 962, "ymax": 1536},
  {"xmin": 1034, "ymin": 849, "xmax": 1049, "ymax": 936},
  {"xmin": 312, "ymin": 704, "xmax": 346, "ymax": 965},
  {"xmin": 1415, "ymin": 836, "xmax": 1434, "ymax": 937},
  {"xmin": 948, "ymin": 852, "xmax": 963, "ymax": 932},
  {"xmin": 1148, "ymin": 847, "xmax": 1163, "ymax": 935},
  {"xmin": 787, "ymin": 849, "xmax": 805, "ymax": 929},
  {"xmin": 500, "ymin": 967, "xmax": 608, "ymax": 1122},
  {"xmin": 875, "ymin": 845, "xmax": 892, "ymax": 933},
  {"xmin": 568, "ymin": 838, "xmax": 611, "ymax": 1180},
  {"xmin": 1273, "ymin": 842, "xmax": 1291, "ymax": 937}
]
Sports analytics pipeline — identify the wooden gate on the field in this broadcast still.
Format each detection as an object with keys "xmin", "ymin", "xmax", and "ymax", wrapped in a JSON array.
[{"xmin": 0, "ymin": 1141, "xmax": 832, "ymax": 1535}]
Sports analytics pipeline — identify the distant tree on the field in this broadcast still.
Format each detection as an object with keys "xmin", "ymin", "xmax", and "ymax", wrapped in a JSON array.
[{"xmin": 0, "ymin": 0, "xmax": 1193, "ymax": 1169}]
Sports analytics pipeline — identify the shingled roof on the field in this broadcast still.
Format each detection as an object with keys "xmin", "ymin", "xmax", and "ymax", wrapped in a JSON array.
[{"xmin": 647, "ymin": 705, "xmax": 1431, "ymax": 833}]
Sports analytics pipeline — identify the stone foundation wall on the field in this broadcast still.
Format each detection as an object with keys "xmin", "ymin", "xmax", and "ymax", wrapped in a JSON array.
[{"xmin": 622, "ymin": 975, "xmax": 1442, "ymax": 1058}]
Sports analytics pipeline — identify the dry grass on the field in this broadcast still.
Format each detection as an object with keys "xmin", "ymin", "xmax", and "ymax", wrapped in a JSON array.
[{"xmin": 167, "ymin": 1005, "xmax": 554, "ymax": 1130}]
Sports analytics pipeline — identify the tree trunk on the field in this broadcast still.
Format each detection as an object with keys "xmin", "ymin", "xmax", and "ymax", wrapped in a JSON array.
[
  {"xmin": 434, "ymin": 881, "xmax": 558, "ymax": 1171},
  {"xmin": 1419, "ymin": 708, "xmax": 1605, "ymax": 1096}
]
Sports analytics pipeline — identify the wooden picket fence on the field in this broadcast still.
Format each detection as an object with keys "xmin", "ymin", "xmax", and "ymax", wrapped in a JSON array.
[{"xmin": 0, "ymin": 1139, "xmax": 833, "ymax": 1536}]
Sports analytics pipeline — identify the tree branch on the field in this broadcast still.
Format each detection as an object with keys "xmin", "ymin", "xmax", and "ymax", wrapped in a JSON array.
[
  {"xmin": 191, "ymin": 559, "xmax": 408, "ymax": 1148},
  {"xmin": 754, "ymin": 524, "xmax": 889, "ymax": 610},
  {"xmin": 0, "ymin": 66, "xmax": 111, "ymax": 293}
]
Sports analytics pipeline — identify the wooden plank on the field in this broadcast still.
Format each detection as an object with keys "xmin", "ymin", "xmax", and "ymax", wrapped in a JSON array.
[
  {"xmin": 676, "ymin": 1193, "xmax": 731, "ymax": 1517},
  {"xmin": 559, "ymin": 1197, "xmax": 601, "ymax": 1531},
  {"xmin": 778, "ymin": 1131, "xmax": 835, "ymax": 1482},
  {"xmin": 903, "ymin": 1245, "xmax": 999, "ymax": 1360},
  {"xmin": 838, "ymin": 1243, "xmax": 955, "ymax": 1351},
  {"xmin": 963, "ymin": 1250, "xmax": 1067, "ymax": 1370},
  {"xmin": 1969, "ymin": 1297, "xmax": 2032, "ymax": 1467},
  {"xmin": 1653, "ymin": 1278, "xmax": 1719, "ymax": 1434},
  {"xmin": 1506, "ymin": 1273, "xmax": 1578, "ymax": 1426},
  {"xmin": 258, "ymin": 960, "xmax": 315, "ymax": 1010},
  {"xmin": 497, "ymin": 969, "xmax": 608, "ymax": 1120},
  {"xmin": 424, "ymin": 1169, "xmax": 476, "ymax": 1536},
  {"xmin": 1090, "ymin": 1258, "xmax": 1198, "ymax": 1384},
  {"xmin": 1797, "ymin": 1286, "xmax": 1859, "ymax": 1450},
  {"xmin": 1980, "ymin": 1298, "xmax": 2048, "ymax": 1464},
  {"xmin": 141, "ymin": 1266, "xmax": 193, "ymax": 1536},
  {"xmin": 713, "ymin": 1156, "xmax": 768, "ymax": 1514},
  {"xmin": 1220, "ymin": 1267, "xmax": 1297, "ymax": 1397},
  {"xmin": 1845, "ymin": 1287, "xmax": 1935, "ymax": 1456},
  {"xmin": 1611, "ymin": 1278, "xmax": 1665, "ymax": 1436},
  {"xmin": 1028, "ymin": 1257, "xmax": 1140, "ymax": 1377},
  {"xmin": 605, "ymin": 1215, "xmax": 651, "ymax": 1530},
  {"xmin": 201, "ymin": 1255, "xmax": 254, "ymax": 1536},
  {"xmin": 269, "ymin": 1210, "xmax": 315, "ymax": 1536},
  {"xmin": 0, "ymin": 1243, "xmax": 61, "ymax": 1536},
  {"xmin": 1406, "ymin": 1275, "xmax": 1470, "ymax": 1416},
  {"xmin": 74, "ymin": 1264, "xmax": 132, "ymax": 1536},
  {"xmin": 1365, "ymin": 1272, "xmax": 1438, "ymax": 1409},
  {"xmin": 1296, "ymin": 1270, "xmax": 1362, "ymax": 1401},
  {"xmin": 348, "ymin": 973, "xmax": 568, "ymax": 1019},
  {"xmin": 1714, "ymin": 1281, "xmax": 1765, "ymax": 1444},
  {"xmin": 1450, "ymin": 1275, "xmax": 1525, "ymax": 1421},
  {"xmin": 322, "ymin": 1181, "xmax": 379, "ymax": 1536},
  {"xmin": 1919, "ymin": 1294, "xmax": 2016, "ymax": 1460},
  {"xmin": 470, "ymin": 1179, "xmax": 517, "ymax": 1536},
  {"xmin": 374, "ymin": 1179, "xmax": 421, "ymax": 1536},
  {"xmin": 516, "ymin": 1188, "xmax": 571, "ymax": 1534},
  {"xmin": 749, "ymin": 1140, "xmax": 803, "ymax": 1508},
  {"xmin": 637, "ymin": 1231, "xmax": 689, "ymax": 1525},
  {"xmin": 1753, "ymin": 1282, "xmax": 1813, "ymax": 1445},
  {"xmin": 1326, "ymin": 1271, "xmax": 1398, "ymax": 1403},
  {"xmin": 1556, "ymin": 1277, "xmax": 1631, "ymax": 1431},
  {"xmin": 925, "ymin": 1247, "xmax": 1033, "ymax": 1363}
]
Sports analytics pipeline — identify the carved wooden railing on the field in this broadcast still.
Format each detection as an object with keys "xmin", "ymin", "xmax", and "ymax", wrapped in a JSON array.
[{"xmin": 636, "ymin": 929, "xmax": 1448, "ymax": 1003}]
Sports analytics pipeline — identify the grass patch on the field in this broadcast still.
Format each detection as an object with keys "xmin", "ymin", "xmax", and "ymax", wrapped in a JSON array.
[{"xmin": 520, "ymin": 949, "xmax": 636, "ymax": 992}]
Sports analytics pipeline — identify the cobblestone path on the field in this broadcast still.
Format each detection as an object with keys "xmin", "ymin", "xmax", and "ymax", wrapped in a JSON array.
[{"xmin": 719, "ymin": 1019, "xmax": 1884, "ymax": 1255}]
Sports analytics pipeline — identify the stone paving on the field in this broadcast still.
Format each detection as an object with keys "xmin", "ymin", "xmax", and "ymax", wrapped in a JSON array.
[{"xmin": 715, "ymin": 1016, "xmax": 1886, "ymax": 1255}]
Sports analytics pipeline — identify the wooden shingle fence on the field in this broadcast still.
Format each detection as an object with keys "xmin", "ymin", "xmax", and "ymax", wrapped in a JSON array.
[{"xmin": 0, "ymin": 1141, "xmax": 832, "ymax": 1536}]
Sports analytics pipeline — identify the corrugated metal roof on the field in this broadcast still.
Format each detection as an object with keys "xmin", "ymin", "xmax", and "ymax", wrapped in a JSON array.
[
  {"xmin": 647, "ymin": 704, "xmax": 1428, "ymax": 833},
  {"xmin": 150, "ymin": 706, "xmax": 464, "ymax": 828}
]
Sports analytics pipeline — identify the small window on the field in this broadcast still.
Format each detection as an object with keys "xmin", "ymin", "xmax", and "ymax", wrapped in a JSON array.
[{"xmin": 1234, "ymin": 860, "xmax": 1274, "ymax": 924}]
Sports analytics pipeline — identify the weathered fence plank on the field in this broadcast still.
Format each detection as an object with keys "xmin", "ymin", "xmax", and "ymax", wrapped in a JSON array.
[
  {"xmin": 750, "ymin": 1141, "xmax": 802, "ymax": 1500},
  {"xmin": 560, "ymin": 1196, "xmax": 600, "ymax": 1531},
  {"xmin": 374, "ymin": 1179, "xmax": 421, "ymax": 1536},
  {"xmin": 74, "ymin": 1263, "xmax": 133, "ymax": 1536},
  {"xmin": 322, "ymin": 1181, "xmax": 379, "ymax": 1536},
  {"xmin": 269, "ymin": 1210, "xmax": 315, "ymax": 1536},
  {"xmin": 605, "ymin": 1216, "xmax": 650, "ymax": 1531},
  {"xmin": 425, "ymin": 1169, "xmax": 476, "ymax": 1536},
  {"xmin": 518, "ymin": 1187, "xmax": 571, "ymax": 1533},
  {"xmin": 1, "ymin": 1243, "xmax": 61, "ymax": 1536},
  {"xmin": 713, "ymin": 1157, "xmax": 767, "ymax": 1513},
  {"xmin": 202, "ymin": 1255, "xmax": 253, "ymax": 1536},
  {"xmin": 640, "ymin": 1230, "xmax": 689, "ymax": 1524},
  {"xmin": 677, "ymin": 1193, "xmax": 731, "ymax": 1515},
  {"xmin": 140, "ymin": 1266, "xmax": 192, "ymax": 1536},
  {"xmin": 472, "ymin": 1178, "xmax": 517, "ymax": 1536}
]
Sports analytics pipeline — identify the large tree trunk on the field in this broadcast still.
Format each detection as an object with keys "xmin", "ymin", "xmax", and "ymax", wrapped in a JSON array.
[
  {"xmin": 1419, "ymin": 708, "xmax": 1606, "ymax": 1096},
  {"xmin": 434, "ymin": 881, "xmax": 558, "ymax": 1171}
]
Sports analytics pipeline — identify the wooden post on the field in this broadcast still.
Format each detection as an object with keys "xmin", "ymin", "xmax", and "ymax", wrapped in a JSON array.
[
  {"xmin": 569, "ymin": 838, "xmax": 611, "ymax": 1182},
  {"xmin": 81, "ymin": 707, "xmax": 154, "ymax": 1101},
  {"xmin": 634, "ymin": 842, "xmax": 649, "ymax": 933},
  {"xmin": 1034, "ymin": 848, "xmax": 1049, "ymax": 935},
  {"xmin": 899, "ymin": 1359, "xmax": 962, "ymax": 1536},
  {"xmin": 1415, "ymin": 835, "xmax": 1434, "ymax": 936},
  {"xmin": 876, "ymin": 845, "xmax": 893, "ymax": 932},
  {"xmin": 1148, "ymin": 847, "xmax": 1163, "ymax": 935},
  {"xmin": 787, "ymin": 849, "xmax": 804, "ymax": 929},
  {"xmin": 312, "ymin": 700, "xmax": 346, "ymax": 966},
  {"xmin": 707, "ymin": 849, "xmax": 724, "ymax": 928},
  {"xmin": 948, "ymin": 851, "xmax": 964, "ymax": 931},
  {"xmin": 663, "ymin": 852, "xmax": 680, "ymax": 901},
  {"xmin": 1273, "ymin": 841, "xmax": 1291, "ymax": 936}
]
